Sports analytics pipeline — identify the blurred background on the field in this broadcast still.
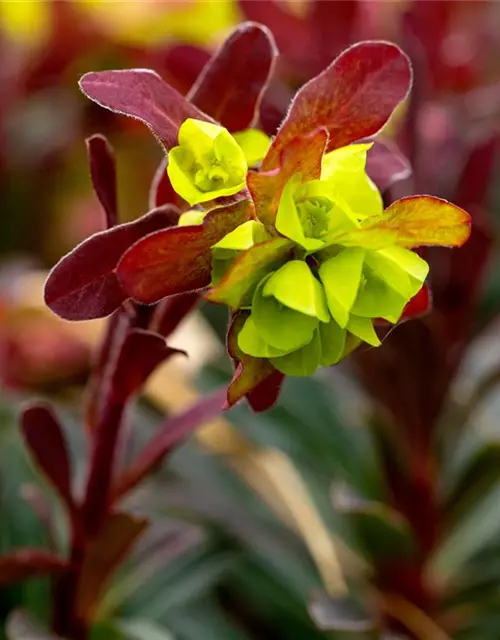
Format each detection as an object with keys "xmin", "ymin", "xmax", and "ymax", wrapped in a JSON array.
[{"xmin": 2, "ymin": 1, "xmax": 500, "ymax": 638}]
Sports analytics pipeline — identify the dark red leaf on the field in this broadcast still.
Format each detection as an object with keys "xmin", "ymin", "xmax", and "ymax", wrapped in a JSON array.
[
  {"xmin": 238, "ymin": 0, "xmax": 309, "ymax": 67},
  {"xmin": 248, "ymin": 129, "xmax": 328, "ymax": 225},
  {"xmin": 160, "ymin": 44, "xmax": 211, "ymax": 95},
  {"xmin": 188, "ymin": 22, "xmax": 278, "ymax": 132},
  {"xmin": 150, "ymin": 292, "xmax": 202, "ymax": 337},
  {"xmin": 86, "ymin": 134, "xmax": 118, "ymax": 228},
  {"xmin": 21, "ymin": 403, "xmax": 74, "ymax": 511},
  {"xmin": 366, "ymin": 139, "xmax": 411, "ymax": 193},
  {"xmin": 117, "ymin": 200, "xmax": 253, "ymax": 304},
  {"xmin": 0, "ymin": 549, "xmax": 66, "ymax": 586},
  {"xmin": 79, "ymin": 69, "xmax": 211, "ymax": 151},
  {"xmin": 263, "ymin": 41, "xmax": 412, "ymax": 169},
  {"xmin": 75, "ymin": 512, "xmax": 148, "ymax": 621},
  {"xmin": 113, "ymin": 386, "xmax": 228, "ymax": 499},
  {"xmin": 44, "ymin": 205, "xmax": 179, "ymax": 321},
  {"xmin": 309, "ymin": 0, "xmax": 360, "ymax": 73}
]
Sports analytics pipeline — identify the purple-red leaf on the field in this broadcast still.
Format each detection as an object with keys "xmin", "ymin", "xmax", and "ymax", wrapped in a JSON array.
[
  {"xmin": 79, "ymin": 69, "xmax": 211, "ymax": 151},
  {"xmin": 0, "ymin": 549, "xmax": 66, "ymax": 586},
  {"xmin": 188, "ymin": 22, "xmax": 278, "ymax": 132},
  {"xmin": 248, "ymin": 128, "xmax": 328, "ymax": 226},
  {"xmin": 44, "ymin": 206, "xmax": 179, "ymax": 321},
  {"xmin": 113, "ymin": 386, "xmax": 228, "ymax": 499},
  {"xmin": 86, "ymin": 134, "xmax": 118, "ymax": 228},
  {"xmin": 366, "ymin": 139, "xmax": 411, "ymax": 193},
  {"xmin": 21, "ymin": 403, "xmax": 74, "ymax": 511},
  {"xmin": 117, "ymin": 200, "xmax": 253, "ymax": 305},
  {"xmin": 263, "ymin": 41, "xmax": 412, "ymax": 169},
  {"xmin": 75, "ymin": 512, "xmax": 148, "ymax": 621},
  {"xmin": 160, "ymin": 44, "xmax": 211, "ymax": 96}
]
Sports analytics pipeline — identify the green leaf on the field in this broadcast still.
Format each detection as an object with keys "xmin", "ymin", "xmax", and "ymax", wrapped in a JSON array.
[
  {"xmin": 117, "ymin": 618, "xmax": 175, "ymax": 640},
  {"xmin": 363, "ymin": 246, "xmax": 428, "ymax": 298},
  {"xmin": 206, "ymin": 237, "xmax": 292, "ymax": 309},
  {"xmin": 346, "ymin": 316, "xmax": 380, "ymax": 347},
  {"xmin": 233, "ymin": 129, "xmax": 271, "ymax": 166},
  {"xmin": 238, "ymin": 316, "xmax": 289, "ymax": 358},
  {"xmin": 275, "ymin": 176, "xmax": 324, "ymax": 251},
  {"xmin": 319, "ymin": 248, "xmax": 365, "ymax": 327},
  {"xmin": 251, "ymin": 277, "xmax": 318, "ymax": 351},
  {"xmin": 318, "ymin": 321, "xmax": 346, "ymax": 366},
  {"xmin": 270, "ymin": 330, "xmax": 322, "ymax": 376},
  {"xmin": 263, "ymin": 261, "xmax": 330, "ymax": 322},
  {"xmin": 212, "ymin": 220, "xmax": 270, "ymax": 251},
  {"xmin": 351, "ymin": 275, "xmax": 408, "ymax": 323}
]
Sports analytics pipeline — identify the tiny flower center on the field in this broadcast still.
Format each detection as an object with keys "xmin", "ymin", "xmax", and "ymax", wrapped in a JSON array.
[{"xmin": 296, "ymin": 196, "xmax": 332, "ymax": 238}]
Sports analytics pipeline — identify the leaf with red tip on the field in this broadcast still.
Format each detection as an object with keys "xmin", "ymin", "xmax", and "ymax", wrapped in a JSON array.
[
  {"xmin": 76, "ymin": 512, "xmax": 148, "ymax": 621},
  {"xmin": 401, "ymin": 284, "xmax": 432, "ymax": 320},
  {"xmin": 86, "ymin": 134, "xmax": 118, "ymax": 228},
  {"xmin": 21, "ymin": 403, "xmax": 74, "ymax": 511},
  {"xmin": 0, "ymin": 549, "xmax": 66, "ymax": 586},
  {"xmin": 263, "ymin": 41, "xmax": 412, "ymax": 169},
  {"xmin": 45, "ymin": 206, "xmax": 179, "ymax": 321},
  {"xmin": 79, "ymin": 70, "xmax": 210, "ymax": 151},
  {"xmin": 188, "ymin": 22, "xmax": 278, "ymax": 132},
  {"xmin": 366, "ymin": 140, "xmax": 411, "ymax": 193},
  {"xmin": 117, "ymin": 200, "xmax": 253, "ymax": 305},
  {"xmin": 226, "ymin": 312, "xmax": 283, "ymax": 410},
  {"xmin": 248, "ymin": 129, "xmax": 328, "ymax": 226},
  {"xmin": 341, "ymin": 196, "xmax": 471, "ymax": 249},
  {"xmin": 206, "ymin": 237, "xmax": 292, "ymax": 310}
]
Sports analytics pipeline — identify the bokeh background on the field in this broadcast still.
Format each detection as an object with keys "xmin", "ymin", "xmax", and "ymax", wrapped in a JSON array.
[{"xmin": 2, "ymin": 1, "xmax": 500, "ymax": 638}]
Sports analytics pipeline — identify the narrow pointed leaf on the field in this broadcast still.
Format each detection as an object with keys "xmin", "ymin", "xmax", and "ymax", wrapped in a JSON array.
[
  {"xmin": 76, "ymin": 513, "xmax": 148, "ymax": 621},
  {"xmin": 79, "ymin": 70, "xmax": 211, "ymax": 151},
  {"xmin": 248, "ymin": 128, "xmax": 328, "ymax": 225},
  {"xmin": 86, "ymin": 134, "xmax": 118, "ymax": 228},
  {"xmin": 343, "ymin": 196, "xmax": 471, "ymax": 249},
  {"xmin": 117, "ymin": 200, "xmax": 253, "ymax": 304},
  {"xmin": 188, "ymin": 22, "xmax": 278, "ymax": 131},
  {"xmin": 206, "ymin": 237, "xmax": 292, "ymax": 309},
  {"xmin": 0, "ymin": 549, "xmax": 66, "ymax": 586},
  {"xmin": 20, "ymin": 403, "xmax": 74, "ymax": 510},
  {"xmin": 263, "ymin": 41, "xmax": 412, "ymax": 169},
  {"xmin": 45, "ymin": 206, "xmax": 179, "ymax": 320}
]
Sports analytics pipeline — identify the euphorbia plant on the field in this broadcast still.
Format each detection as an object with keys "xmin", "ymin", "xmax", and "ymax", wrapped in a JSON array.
[{"xmin": 45, "ymin": 28, "xmax": 470, "ymax": 411}]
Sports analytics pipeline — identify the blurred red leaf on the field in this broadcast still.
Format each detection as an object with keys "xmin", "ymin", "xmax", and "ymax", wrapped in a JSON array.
[
  {"xmin": 188, "ymin": 22, "xmax": 278, "ymax": 132},
  {"xmin": 86, "ymin": 134, "xmax": 118, "ymax": 228},
  {"xmin": 248, "ymin": 128, "xmax": 328, "ymax": 225},
  {"xmin": 309, "ymin": 0, "xmax": 360, "ymax": 73},
  {"xmin": 75, "ymin": 512, "xmax": 148, "ymax": 621},
  {"xmin": 160, "ymin": 44, "xmax": 211, "ymax": 96},
  {"xmin": 0, "ymin": 549, "xmax": 66, "ymax": 586},
  {"xmin": 114, "ymin": 387, "xmax": 228, "ymax": 499},
  {"xmin": 79, "ymin": 70, "xmax": 211, "ymax": 151},
  {"xmin": 263, "ymin": 41, "xmax": 412, "ymax": 169},
  {"xmin": 401, "ymin": 284, "xmax": 432, "ymax": 320},
  {"xmin": 150, "ymin": 292, "xmax": 202, "ymax": 337},
  {"xmin": 238, "ymin": 0, "xmax": 309, "ymax": 65},
  {"xmin": 246, "ymin": 368, "xmax": 285, "ymax": 412},
  {"xmin": 206, "ymin": 237, "xmax": 292, "ymax": 309},
  {"xmin": 20, "ymin": 403, "xmax": 74, "ymax": 512},
  {"xmin": 366, "ymin": 140, "xmax": 411, "ymax": 193},
  {"xmin": 117, "ymin": 200, "xmax": 253, "ymax": 304},
  {"xmin": 45, "ymin": 205, "xmax": 179, "ymax": 321}
]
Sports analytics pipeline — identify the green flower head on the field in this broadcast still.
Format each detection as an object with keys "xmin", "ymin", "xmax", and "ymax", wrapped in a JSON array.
[{"xmin": 167, "ymin": 119, "xmax": 248, "ymax": 206}]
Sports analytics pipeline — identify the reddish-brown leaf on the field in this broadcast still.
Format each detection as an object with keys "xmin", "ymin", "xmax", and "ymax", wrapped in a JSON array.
[
  {"xmin": 44, "ymin": 206, "xmax": 179, "ymax": 320},
  {"xmin": 160, "ymin": 44, "xmax": 211, "ymax": 96},
  {"xmin": 263, "ymin": 41, "xmax": 412, "ymax": 169},
  {"xmin": 248, "ymin": 129, "xmax": 328, "ymax": 226},
  {"xmin": 75, "ymin": 512, "xmax": 148, "ymax": 621},
  {"xmin": 188, "ymin": 22, "xmax": 278, "ymax": 132},
  {"xmin": 0, "ymin": 549, "xmax": 66, "ymax": 586},
  {"xmin": 206, "ymin": 237, "xmax": 292, "ymax": 310},
  {"xmin": 86, "ymin": 134, "xmax": 118, "ymax": 228},
  {"xmin": 79, "ymin": 70, "xmax": 211, "ymax": 151},
  {"xmin": 309, "ymin": 0, "xmax": 360, "ymax": 73},
  {"xmin": 117, "ymin": 200, "xmax": 253, "ymax": 304},
  {"xmin": 20, "ymin": 403, "xmax": 74, "ymax": 511},
  {"xmin": 401, "ymin": 284, "xmax": 432, "ymax": 320}
]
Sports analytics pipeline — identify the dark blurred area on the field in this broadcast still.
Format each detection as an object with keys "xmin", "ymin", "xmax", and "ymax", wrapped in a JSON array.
[{"xmin": 3, "ymin": 2, "xmax": 500, "ymax": 639}]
